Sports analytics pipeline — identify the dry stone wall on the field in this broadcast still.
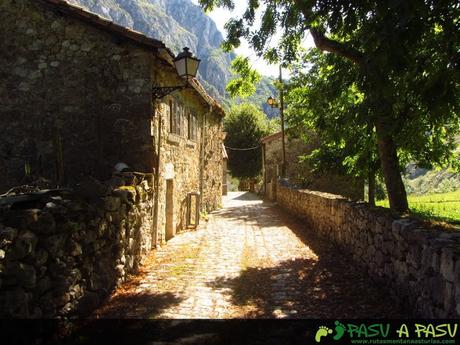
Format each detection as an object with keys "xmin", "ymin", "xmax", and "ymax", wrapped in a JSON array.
[
  {"xmin": 277, "ymin": 183, "xmax": 460, "ymax": 318},
  {"xmin": 0, "ymin": 177, "xmax": 154, "ymax": 318}
]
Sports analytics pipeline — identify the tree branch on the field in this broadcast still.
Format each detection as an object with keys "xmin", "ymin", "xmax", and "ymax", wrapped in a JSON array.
[
  {"xmin": 310, "ymin": 29, "xmax": 365, "ymax": 66},
  {"xmin": 291, "ymin": 0, "xmax": 365, "ymax": 66}
]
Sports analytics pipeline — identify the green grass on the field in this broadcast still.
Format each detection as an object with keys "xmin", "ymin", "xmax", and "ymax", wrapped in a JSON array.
[{"xmin": 376, "ymin": 190, "xmax": 460, "ymax": 225}]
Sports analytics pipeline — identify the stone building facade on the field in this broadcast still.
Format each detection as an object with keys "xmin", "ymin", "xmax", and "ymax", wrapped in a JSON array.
[
  {"xmin": 0, "ymin": 0, "xmax": 225, "ymax": 245},
  {"xmin": 261, "ymin": 130, "xmax": 363, "ymax": 201}
]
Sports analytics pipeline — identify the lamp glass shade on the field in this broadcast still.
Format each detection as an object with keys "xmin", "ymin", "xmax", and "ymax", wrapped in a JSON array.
[
  {"xmin": 174, "ymin": 47, "xmax": 201, "ymax": 79},
  {"xmin": 185, "ymin": 57, "xmax": 200, "ymax": 78},
  {"xmin": 174, "ymin": 58, "xmax": 187, "ymax": 78}
]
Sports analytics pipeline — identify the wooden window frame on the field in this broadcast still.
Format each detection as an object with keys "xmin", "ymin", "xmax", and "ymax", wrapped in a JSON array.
[{"xmin": 188, "ymin": 112, "xmax": 198, "ymax": 141}]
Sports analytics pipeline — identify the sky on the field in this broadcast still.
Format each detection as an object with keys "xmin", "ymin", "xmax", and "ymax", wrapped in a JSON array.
[{"xmin": 191, "ymin": 0, "xmax": 313, "ymax": 77}]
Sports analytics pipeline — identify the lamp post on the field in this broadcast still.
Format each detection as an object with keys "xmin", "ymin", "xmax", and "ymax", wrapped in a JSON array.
[
  {"xmin": 152, "ymin": 47, "xmax": 201, "ymax": 99},
  {"xmin": 266, "ymin": 65, "xmax": 286, "ymax": 177}
]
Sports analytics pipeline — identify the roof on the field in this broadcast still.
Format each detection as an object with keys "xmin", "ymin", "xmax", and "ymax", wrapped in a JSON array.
[
  {"xmin": 40, "ymin": 0, "xmax": 170, "ymax": 53},
  {"xmin": 38, "ymin": 0, "xmax": 224, "ymax": 116},
  {"xmin": 260, "ymin": 131, "xmax": 283, "ymax": 143}
]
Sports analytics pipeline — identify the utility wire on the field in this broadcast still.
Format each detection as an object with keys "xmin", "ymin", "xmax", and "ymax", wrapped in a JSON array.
[{"xmin": 225, "ymin": 145, "xmax": 261, "ymax": 151}]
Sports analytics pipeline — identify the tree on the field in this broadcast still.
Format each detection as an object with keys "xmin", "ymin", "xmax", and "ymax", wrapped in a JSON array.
[
  {"xmin": 224, "ymin": 103, "xmax": 273, "ymax": 180},
  {"xmin": 287, "ymin": 50, "xmax": 381, "ymax": 205},
  {"xmin": 226, "ymin": 56, "xmax": 261, "ymax": 98},
  {"xmin": 199, "ymin": 0, "xmax": 460, "ymax": 212}
]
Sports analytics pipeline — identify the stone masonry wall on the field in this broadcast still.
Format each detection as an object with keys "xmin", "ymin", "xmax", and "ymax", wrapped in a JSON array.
[
  {"xmin": 202, "ymin": 111, "xmax": 224, "ymax": 212},
  {"xmin": 277, "ymin": 183, "xmax": 460, "ymax": 318},
  {"xmin": 0, "ymin": 176, "xmax": 154, "ymax": 318},
  {"xmin": 0, "ymin": 0, "xmax": 154, "ymax": 192}
]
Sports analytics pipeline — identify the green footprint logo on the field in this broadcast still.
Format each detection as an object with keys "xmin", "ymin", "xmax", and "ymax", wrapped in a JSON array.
[
  {"xmin": 315, "ymin": 326, "xmax": 333, "ymax": 343},
  {"xmin": 333, "ymin": 321, "xmax": 346, "ymax": 341}
]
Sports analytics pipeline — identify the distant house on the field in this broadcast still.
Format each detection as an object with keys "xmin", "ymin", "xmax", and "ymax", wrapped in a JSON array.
[
  {"xmin": 0, "ymin": 0, "xmax": 225, "ymax": 244},
  {"xmin": 261, "ymin": 130, "xmax": 364, "ymax": 201}
]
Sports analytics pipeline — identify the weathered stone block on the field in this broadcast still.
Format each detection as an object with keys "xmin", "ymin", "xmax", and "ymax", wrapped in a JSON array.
[
  {"xmin": 42, "ymin": 234, "xmax": 67, "ymax": 258},
  {"xmin": 374, "ymin": 250, "xmax": 384, "ymax": 266},
  {"xmin": 104, "ymin": 196, "xmax": 121, "ymax": 212},
  {"xmin": 68, "ymin": 241, "xmax": 82, "ymax": 256},
  {"xmin": 443, "ymin": 282, "xmax": 454, "ymax": 314},
  {"xmin": 429, "ymin": 275, "xmax": 446, "ymax": 305},
  {"xmin": 14, "ymin": 230, "xmax": 38, "ymax": 259},
  {"xmin": 0, "ymin": 227, "xmax": 18, "ymax": 243},
  {"xmin": 115, "ymin": 264, "xmax": 124, "ymax": 278},
  {"xmin": 4, "ymin": 209, "xmax": 40, "ymax": 229},
  {"xmin": 36, "ymin": 275, "xmax": 52, "ymax": 295},
  {"xmin": 394, "ymin": 260, "xmax": 408, "ymax": 282},
  {"xmin": 48, "ymin": 260, "xmax": 67, "ymax": 279},
  {"xmin": 35, "ymin": 248, "xmax": 48, "ymax": 266},
  {"xmin": 440, "ymin": 247, "xmax": 456, "ymax": 282},
  {"xmin": 97, "ymin": 220, "xmax": 108, "ymax": 238},
  {"xmin": 29, "ymin": 212, "xmax": 56, "ymax": 235},
  {"xmin": 15, "ymin": 262, "xmax": 37, "ymax": 289},
  {"xmin": 407, "ymin": 246, "xmax": 422, "ymax": 269}
]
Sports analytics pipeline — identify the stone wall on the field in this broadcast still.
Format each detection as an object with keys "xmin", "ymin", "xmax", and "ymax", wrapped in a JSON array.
[
  {"xmin": 263, "ymin": 132, "xmax": 364, "ymax": 201},
  {"xmin": 0, "ymin": 0, "xmax": 154, "ymax": 192},
  {"xmin": 0, "ymin": 175, "xmax": 154, "ymax": 318},
  {"xmin": 202, "ymin": 111, "xmax": 225, "ymax": 212},
  {"xmin": 277, "ymin": 183, "xmax": 460, "ymax": 318}
]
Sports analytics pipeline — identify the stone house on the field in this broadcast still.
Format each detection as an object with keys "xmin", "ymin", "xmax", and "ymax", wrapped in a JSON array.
[
  {"xmin": 261, "ymin": 130, "xmax": 364, "ymax": 201},
  {"xmin": 0, "ymin": 0, "xmax": 225, "ymax": 245}
]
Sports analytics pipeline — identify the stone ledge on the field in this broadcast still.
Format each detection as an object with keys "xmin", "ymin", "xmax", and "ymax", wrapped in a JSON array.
[
  {"xmin": 167, "ymin": 133, "xmax": 181, "ymax": 145},
  {"xmin": 186, "ymin": 140, "xmax": 197, "ymax": 149}
]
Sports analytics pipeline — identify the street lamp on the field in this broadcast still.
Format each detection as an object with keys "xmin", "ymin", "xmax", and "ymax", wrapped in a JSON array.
[
  {"xmin": 173, "ymin": 47, "xmax": 201, "ymax": 80},
  {"xmin": 267, "ymin": 96, "xmax": 278, "ymax": 108},
  {"xmin": 152, "ymin": 47, "xmax": 201, "ymax": 98}
]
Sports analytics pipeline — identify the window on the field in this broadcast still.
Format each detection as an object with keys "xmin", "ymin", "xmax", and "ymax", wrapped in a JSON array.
[
  {"xmin": 169, "ymin": 99, "xmax": 197, "ymax": 139},
  {"xmin": 188, "ymin": 112, "xmax": 197, "ymax": 140},
  {"xmin": 169, "ymin": 100, "xmax": 175, "ymax": 134},
  {"xmin": 169, "ymin": 99, "xmax": 183, "ymax": 135}
]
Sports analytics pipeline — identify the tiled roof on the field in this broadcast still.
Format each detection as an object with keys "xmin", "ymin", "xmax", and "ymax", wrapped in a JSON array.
[
  {"xmin": 38, "ymin": 0, "xmax": 225, "ymax": 116},
  {"xmin": 40, "ymin": 0, "xmax": 170, "ymax": 54}
]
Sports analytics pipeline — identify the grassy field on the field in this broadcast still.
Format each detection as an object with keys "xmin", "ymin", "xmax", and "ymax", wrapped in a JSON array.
[{"xmin": 376, "ymin": 190, "xmax": 460, "ymax": 225}]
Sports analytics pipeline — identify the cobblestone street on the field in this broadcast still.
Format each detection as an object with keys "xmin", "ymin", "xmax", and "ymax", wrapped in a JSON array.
[{"xmin": 95, "ymin": 192, "xmax": 405, "ymax": 319}]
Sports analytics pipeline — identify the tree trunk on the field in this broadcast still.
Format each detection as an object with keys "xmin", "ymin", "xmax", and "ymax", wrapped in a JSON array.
[
  {"xmin": 368, "ymin": 171, "xmax": 376, "ymax": 206},
  {"xmin": 375, "ymin": 121, "xmax": 408, "ymax": 213}
]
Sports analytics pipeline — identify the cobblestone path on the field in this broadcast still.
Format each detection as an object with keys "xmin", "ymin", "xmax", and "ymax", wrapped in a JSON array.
[{"xmin": 95, "ymin": 192, "xmax": 405, "ymax": 319}]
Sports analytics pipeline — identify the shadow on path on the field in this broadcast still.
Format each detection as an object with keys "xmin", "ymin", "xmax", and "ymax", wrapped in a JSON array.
[
  {"xmin": 210, "ymin": 192, "xmax": 408, "ymax": 318},
  {"xmin": 94, "ymin": 292, "xmax": 183, "ymax": 319}
]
